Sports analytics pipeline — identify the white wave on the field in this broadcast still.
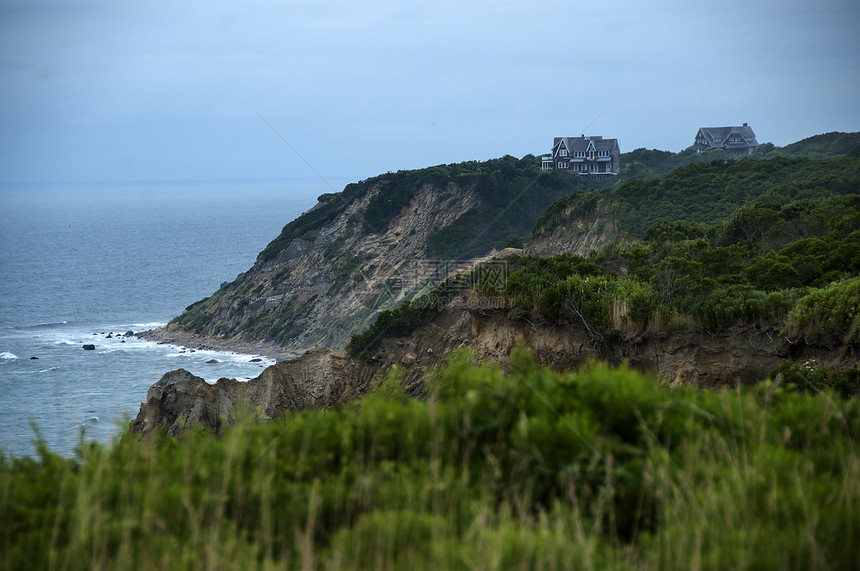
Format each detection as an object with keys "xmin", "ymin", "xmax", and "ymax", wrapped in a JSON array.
[
  {"xmin": 203, "ymin": 376, "xmax": 255, "ymax": 385},
  {"xmin": 34, "ymin": 320, "xmax": 69, "ymax": 327},
  {"xmin": 16, "ymin": 367, "xmax": 62, "ymax": 375},
  {"xmin": 150, "ymin": 342, "xmax": 275, "ymax": 367},
  {"xmin": 1, "ymin": 351, "xmax": 18, "ymax": 360},
  {"xmin": 131, "ymin": 322, "xmax": 166, "ymax": 329},
  {"xmin": 55, "ymin": 339, "xmax": 78, "ymax": 346}
]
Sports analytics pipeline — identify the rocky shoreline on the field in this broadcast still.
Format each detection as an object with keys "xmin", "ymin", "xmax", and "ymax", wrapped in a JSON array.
[{"xmin": 138, "ymin": 325, "xmax": 302, "ymax": 362}]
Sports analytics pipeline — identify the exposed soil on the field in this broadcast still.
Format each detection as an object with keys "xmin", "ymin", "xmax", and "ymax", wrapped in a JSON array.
[{"xmin": 131, "ymin": 301, "xmax": 855, "ymax": 437}]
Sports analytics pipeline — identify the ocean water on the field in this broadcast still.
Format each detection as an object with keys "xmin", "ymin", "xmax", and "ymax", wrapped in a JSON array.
[{"xmin": 0, "ymin": 178, "xmax": 345, "ymax": 458}]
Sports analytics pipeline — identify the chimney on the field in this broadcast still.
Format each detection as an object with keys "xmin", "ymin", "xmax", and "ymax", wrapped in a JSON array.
[{"xmin": 743, "ymin": 122, "xmax": 748, "ymax": 127}]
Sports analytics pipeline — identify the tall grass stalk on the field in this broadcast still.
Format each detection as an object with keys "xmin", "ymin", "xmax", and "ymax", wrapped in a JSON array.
[{"xmin": 2, "ymin": 349, "xmax": 858, "ymax": 569}]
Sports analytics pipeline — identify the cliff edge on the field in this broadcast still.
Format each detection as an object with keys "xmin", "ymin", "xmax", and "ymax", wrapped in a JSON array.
[{"xmin": 131, "ymin": 298, "xmax": 855, "ymax": 437}]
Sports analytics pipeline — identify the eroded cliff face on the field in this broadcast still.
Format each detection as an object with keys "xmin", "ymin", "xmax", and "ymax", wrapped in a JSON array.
[
  {"xmin": 368, "ymin": 301, "xmax": 847, "ymax": 390},
  {"xmin": 132, "ymin": 300, "xmax": 854, "ymax": 437},
  {"xmin": 168, "ymin": 181, "xmax": 479, "ymax": 352},
  {"xmin": 525, "ymin": 212, "xmax": 615, "ymax": 258},
  {"xmin": 130, "ymin": 347, "xmax": 377, "ymax": 437}
]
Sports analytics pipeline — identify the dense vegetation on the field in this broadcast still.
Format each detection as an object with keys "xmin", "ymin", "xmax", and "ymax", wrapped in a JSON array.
[
  {"xmin": 611, "ymin": 131, "xmax": 860, "ymax": 186},
  {"xmin": 258, "ymin": 155, "xmax": 585, "ymax": 264},
  {"xmin": 759, "ymin": 131, "xmax": 860, "ymax": 159},
  {"xmin": 534, "ymin": 153, "xmax": 860, "ymax": 239},
  {"xmin": 4, "ymin": 349, "xmax": 859, "ymax": 569},
  {"xmin": 422, "ymin": 155, "xmax": 586, "ymax": 259},
  {"xmin": 500, "ymin": 197, "xmax": 860, "ymax": 387},
  {"xmin": 252, "ymin": 132, "xmax": 860, "ymax": 265},
  {"xmin": 350, "ymin": 178, "xmax": 859, "ymax": 383},
  {"xmin": 346, "ymin": 273, "xmax": 475, "ymax": 360},
  {"xmin": 6, "ymin": 133, "xmax": 860, "ymax": 568}
]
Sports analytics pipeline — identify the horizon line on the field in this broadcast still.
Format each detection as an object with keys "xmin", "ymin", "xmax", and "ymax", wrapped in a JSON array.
[{"xmin": 0, "ymin": 175, "xmax": 360, "ymax": 189}]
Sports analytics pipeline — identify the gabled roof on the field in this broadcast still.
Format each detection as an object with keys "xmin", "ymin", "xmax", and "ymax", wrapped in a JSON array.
[
  {"xmin": 553, "ymin": 136, "xmax": 620, "ymax": 155},
  {"xmin": 695, "ymin": 125, "xmax": 758, "ymax": 148}
]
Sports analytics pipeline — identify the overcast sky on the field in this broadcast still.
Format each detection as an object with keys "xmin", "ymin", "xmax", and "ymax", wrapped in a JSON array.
[{"xmin": 1, "ymin": 0, "xmax": 858, "ymax": 185}]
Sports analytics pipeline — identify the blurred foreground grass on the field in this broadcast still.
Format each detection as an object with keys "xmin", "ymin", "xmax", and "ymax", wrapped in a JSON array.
[{"xmin": 2, "ymin": 348, "xmax": 858, "ymax": 569}]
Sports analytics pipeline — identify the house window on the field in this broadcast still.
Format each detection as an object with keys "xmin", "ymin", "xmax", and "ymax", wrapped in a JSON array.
[
  {"xmin": 557, "ymin": 162, "xmax": 567, "ymax": 169},
  {"xmin": 559, "ymin": 148, "xmax": 568, "ymax": 157}
]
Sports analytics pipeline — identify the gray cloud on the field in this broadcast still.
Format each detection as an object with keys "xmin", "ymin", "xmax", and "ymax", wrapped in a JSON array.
[{"xmin": 1, "ymin": 0, "xmax": 858, "ymax": 184}]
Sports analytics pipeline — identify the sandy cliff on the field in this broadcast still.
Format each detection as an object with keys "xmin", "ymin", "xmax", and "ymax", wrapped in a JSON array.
[{"xmin": 131, "ymin": 299, "xmax": 852, "ymax": 437}]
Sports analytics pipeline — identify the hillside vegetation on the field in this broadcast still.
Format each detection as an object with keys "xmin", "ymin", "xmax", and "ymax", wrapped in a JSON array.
[
  {"xmin": 350, "ymin": 155, "xmax": 860, "ymax": 384},
  {"xmin": 533, "ymin": 153, "xmax": 860, "ymax": 239},
  {"xmin": 167, "ymin": 156, "xmax": 588, "ymax": 349},
  {"xmin": 168, "ymin": 132, "xmax": 859, "ymax": 351},
  {"xmin": 511, "ymin": 193, "xmax": 859, "ymax": 344},
  {"xmin": 258, "ymin": 155, "xmax": 587, "ymax": 264},
  {"xmin": 4, "ymin": 349, "xmax": 859, "ymax": 569},
  {"xmin": 4, "ymin": 132, "xmax": 860, "ymax": 569},
  {"xmin": 612, "ymin": 131, "xmax": 860, "ymax": 186}
]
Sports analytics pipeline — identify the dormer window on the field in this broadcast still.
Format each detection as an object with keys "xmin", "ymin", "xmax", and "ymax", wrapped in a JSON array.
[{"xmin": 551, "ymin": 136, "xmax": 620, "ymax": 175}]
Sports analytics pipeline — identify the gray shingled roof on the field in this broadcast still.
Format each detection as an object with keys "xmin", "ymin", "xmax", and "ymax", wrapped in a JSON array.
[
  {"xmin": 553, "ymin": 136, "xmax": 620, "ymax": 155},
  {"xmin": 695, "ymin": 125, "xmax": 758, "ymax": 148}
]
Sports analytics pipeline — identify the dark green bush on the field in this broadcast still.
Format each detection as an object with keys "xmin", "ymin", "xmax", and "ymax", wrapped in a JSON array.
[
  {"xmin": 769, "ymin": 361, "xmax": 860, "ymax": 399},
  {"xmin": 4, "ymin": 349, "xmax": 859, "ymax": 569},
  {"xmin": 783, "ymin": 277, "xmax": 860, "ymax": 347}
]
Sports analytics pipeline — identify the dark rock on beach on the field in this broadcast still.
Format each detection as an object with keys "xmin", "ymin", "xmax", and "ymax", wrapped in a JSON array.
[
  {"xmin": 206, "ymin": 359, "xmax": 219, "ymax": 364},
  {"xmin": 82, "ymin": 344, "xmax": 96, "ymax": 350}
]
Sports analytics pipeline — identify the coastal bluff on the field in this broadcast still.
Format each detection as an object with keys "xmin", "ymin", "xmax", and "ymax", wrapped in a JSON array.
[
  {"xmin": 132, "ymin": 140, "xmax": 860, "ymax": 437},
  {"xmin": 130, "ymin": 301, "xmax": 853, "ymax": 437}
]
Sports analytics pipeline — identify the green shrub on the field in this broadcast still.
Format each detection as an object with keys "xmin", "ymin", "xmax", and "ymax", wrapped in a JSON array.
[
  {"xmin": 2, "ymin": 349, "xmax": 860, "ymax": 569},
  {"xmin": 768, "ymin": 361, "xmax": 860, "ymax": 399},
  {"xmin": 783, "ymin": 277, "xmax": 860, "ymax": 347}
]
